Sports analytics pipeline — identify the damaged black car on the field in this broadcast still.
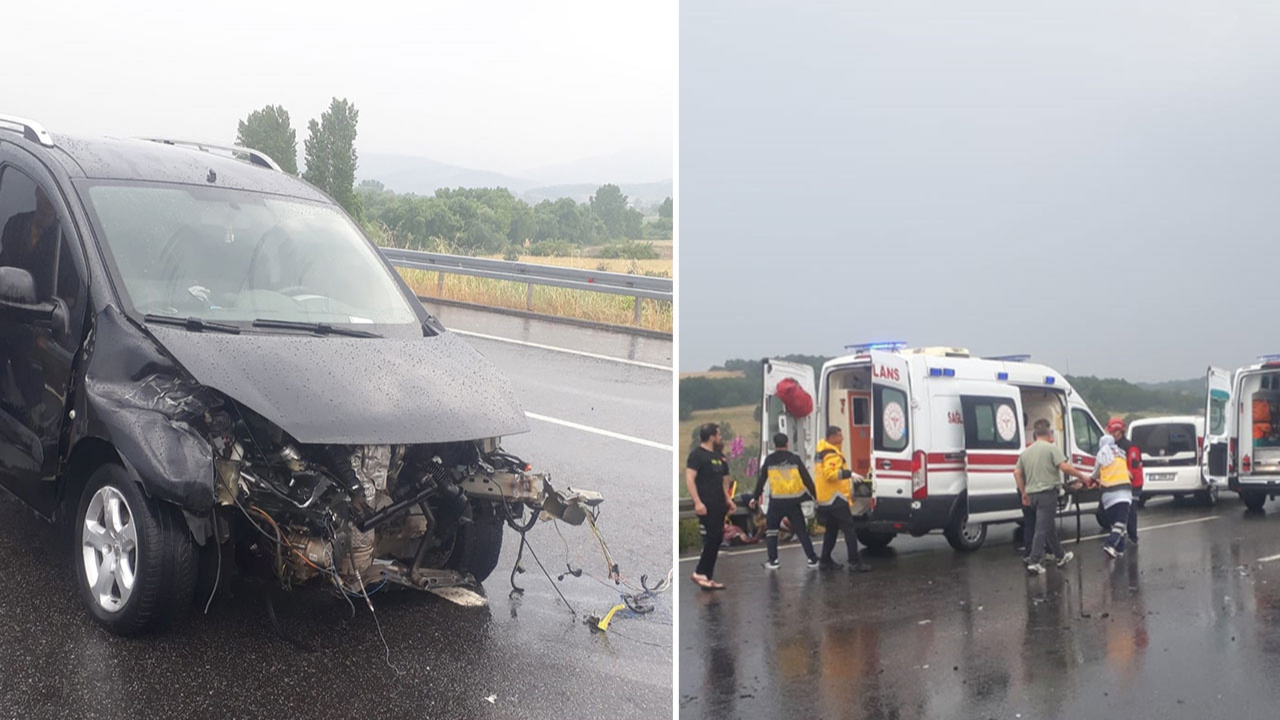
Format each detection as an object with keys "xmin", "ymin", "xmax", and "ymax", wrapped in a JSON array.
[{"xmin": 0, "ymin": 117, "xmax": 600, "ymax": 635}]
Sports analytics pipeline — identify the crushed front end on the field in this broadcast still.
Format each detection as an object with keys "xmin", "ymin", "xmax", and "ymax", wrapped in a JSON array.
[{"xmin": 204, "ymin": 400, "xmax": 601, "ymax": 596}]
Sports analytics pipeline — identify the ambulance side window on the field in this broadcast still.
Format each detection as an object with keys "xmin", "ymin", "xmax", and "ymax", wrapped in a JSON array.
[
  {"xmin": 1072, "ymin": 409, "xmax": 1102, "ymax": 454},
  {"xmin": 874, "ymin": 385, "xmax": 909, "ymax": 452},
  {"xmin": 960, "ymin": 396, "xmax": 1020, "ymax": 450}
]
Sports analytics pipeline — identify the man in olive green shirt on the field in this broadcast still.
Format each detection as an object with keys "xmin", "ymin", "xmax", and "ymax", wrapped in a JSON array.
[{"xmin": 1014, "ymin": 424, "xmax": 1092, "ymax": 574}]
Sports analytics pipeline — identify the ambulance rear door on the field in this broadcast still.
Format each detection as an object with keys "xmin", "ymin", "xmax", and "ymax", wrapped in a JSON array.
[
  {"xmin": 761, "ymin": 358, "xmax": 818, "ymax": 464},
  {"xmin": 1203, "ymin": 366, "xmax": 1233, "ymax": 485},
  {"xmin": 868, "ymin": 351, "xmax": 916, "ymax": 504}
]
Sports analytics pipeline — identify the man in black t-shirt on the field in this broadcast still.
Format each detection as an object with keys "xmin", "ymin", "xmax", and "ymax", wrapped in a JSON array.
[{"xmin": 686, "ymin": 423, "xmax": 735, "ymax": 589}]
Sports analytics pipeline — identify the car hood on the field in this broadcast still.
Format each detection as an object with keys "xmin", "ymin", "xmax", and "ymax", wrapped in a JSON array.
[{"xmin": 147, "ymin": 325, "xmax": 530, "ymax": 444}]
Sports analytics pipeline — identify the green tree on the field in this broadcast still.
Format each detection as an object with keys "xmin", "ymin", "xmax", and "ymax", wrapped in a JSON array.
[
  {"xmin": 236, "ymin": 105, "xmax": 298, "ymax": 174},
  {"xmin": 303, "ymin": 98, "xmax": 361, "ymax": 218},
  {"xmin": 590, "ymin": 184, "xmax": 641, "ymax": 239}
]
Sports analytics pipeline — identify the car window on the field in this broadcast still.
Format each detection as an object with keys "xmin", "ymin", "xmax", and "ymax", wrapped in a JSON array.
[
  {"xmin": 0, "ymin": 166, "xmax": 63, "ymax": 301},
  {"xmin": 84, "ymin": 182, "xmax": 417, "ymax": 326},
  {"xmin": 1209, "ymin": 390, "xmax": 1228, "ymax": 436},
  {"xmin": 1071, "ymin": 408, "xmax": 1102, "ymax": 455},
  {"xmin": 1131, "ymin": 423, "xmax": 1197, "ymax": 456},
  {"xmin": 961, "ymin": 395, "xmax": 1020, "ymax": 450}
]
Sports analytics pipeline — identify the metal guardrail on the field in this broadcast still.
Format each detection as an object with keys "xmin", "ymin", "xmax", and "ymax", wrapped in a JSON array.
[
  {"xmin": 380, "ymin": 247, "xmax": 672, "ymax": 326},
  {"xmin": 679, "ymin": 497, "xmax": 696, "ymax": 520}
]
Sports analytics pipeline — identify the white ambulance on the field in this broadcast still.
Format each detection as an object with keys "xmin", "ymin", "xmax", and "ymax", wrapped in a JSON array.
[
  {"xmin": 1203, "ymin": 357, "xmax": 1280, "ymax": 511},
  {"xmin": 761, "ymin": 344, "xmax": 1108, "ymax": 552}
]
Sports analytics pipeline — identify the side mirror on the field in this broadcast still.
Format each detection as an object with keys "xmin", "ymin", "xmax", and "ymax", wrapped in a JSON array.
[{"xmin": 0, "ymin": 266, "xmax": 37, "ymax": 304}]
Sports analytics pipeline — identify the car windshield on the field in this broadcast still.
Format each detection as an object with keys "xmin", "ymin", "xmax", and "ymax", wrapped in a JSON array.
[{"xmin": 83, "ymin": 182, "xmax": 418, "ymax": 326}]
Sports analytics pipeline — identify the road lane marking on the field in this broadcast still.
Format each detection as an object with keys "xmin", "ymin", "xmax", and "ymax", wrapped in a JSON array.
[
  {"xmin": 452, "ymin": 329, "xmax": 672, "ymax": 371},
  {"xmin": 1258, "ymin": 553, "xmax": 1280, "ymax": 563},
  {"xmin": 1062, "ymin": 515, "xmax": 1221, "ymax": 544},
  {"xmin": 525, "ymin": 412, "xmax": 673, "ymax": 452},
  {"xmin": 678, "ymin": 514, "xmax": 1224, "ymax": 563}
]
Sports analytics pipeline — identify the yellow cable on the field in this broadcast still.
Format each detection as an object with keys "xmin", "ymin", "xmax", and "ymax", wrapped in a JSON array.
[{"xmin": 596, "ymin": 603, "xmax": 627, "ymax": 632}]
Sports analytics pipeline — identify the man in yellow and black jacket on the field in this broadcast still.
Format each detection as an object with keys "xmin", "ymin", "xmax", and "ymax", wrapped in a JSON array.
[
  {"xmin": 751, "ymin": 432, "xmax": 820, "ymax": 570},
  {"xmin": 815, "ymin": 426, "xmax": 872, "ymax": 572}
]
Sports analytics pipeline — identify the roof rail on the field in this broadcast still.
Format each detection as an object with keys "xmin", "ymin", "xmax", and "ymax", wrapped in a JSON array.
[
  {"xmin": 988, "ymin": 354, "xmax": 1032, "ymax": 362},
  {"xmin": 136, "ymin": 138, "xmax": 283, "ymax": 172},
  {"xmin": 0, "ymin": 114, "xmax": 54, "ymax": 147}
]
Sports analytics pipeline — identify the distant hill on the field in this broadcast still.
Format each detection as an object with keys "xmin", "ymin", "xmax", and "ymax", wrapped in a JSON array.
[
  {"xmin": 358, "ymin": 153, "xmax": 538, "ymax": 195},
  {"xmin": 522, "ymin": 180, "xmax": 673, "ymax": 206},
  {"xmin": 1135, "ymin": 378, "xmax": 1206, "ymax": 397},
  {"xmin": 357, "ymin": 153, "xmax": 673, "ymax": 205}
]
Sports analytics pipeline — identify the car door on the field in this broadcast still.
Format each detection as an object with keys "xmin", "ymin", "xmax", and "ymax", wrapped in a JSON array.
[
  {"xmin": 1203, "ymin": 366, "xmax": 1233, "ymax": 485},
  {"xmin": 0, "ymin": 160, "xmax": 86, "ymax": 514},
  {"xmin": 962, "ymin": 390, "xmax": 1024, "ymax": 523},
  {"xmin": 1067, "ymin": 401, "xmax": 1105, "ymax": 509}
]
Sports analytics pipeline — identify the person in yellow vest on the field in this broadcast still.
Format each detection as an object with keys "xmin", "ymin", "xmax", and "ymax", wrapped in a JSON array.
[
  {"xmin": 1092, "ymin": 434, "xmax": 1133, "ymax": 559},
  {"xmin": 750, "ymin": 432, "xmax": 820, "ymax": 570},
  {"xmin": 814, "ymin": 426, "xmax": 871, "ymax": 572}
]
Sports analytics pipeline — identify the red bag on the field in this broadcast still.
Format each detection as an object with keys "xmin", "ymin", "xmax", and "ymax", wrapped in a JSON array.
[{"xmin": 776, "ymin": 377, "xmax": 813, "ymax": 418}]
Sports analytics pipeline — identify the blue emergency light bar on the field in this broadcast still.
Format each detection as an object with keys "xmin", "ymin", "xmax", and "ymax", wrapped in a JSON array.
[
  {"xmin": 929, "ymin": 367, "xmax": 957, "ymax": 378},
  {"xmin": 988, "ymin": 354, "xmax": 1031, "ymax": 362},
  {"xmin": 997, "ymin": 372, "xmax": 1009, "ymax": 380},
  {"xmin": 1045, "ymin": 376, "xmax": 1056, "ymax": 385},
  {"xmin": 845, "ymin": 341, "xmax": 907, "ymax": 354},
  {"xmin": 1259, "ymin": 354, "xmax": 1280, "ymax": 363}
]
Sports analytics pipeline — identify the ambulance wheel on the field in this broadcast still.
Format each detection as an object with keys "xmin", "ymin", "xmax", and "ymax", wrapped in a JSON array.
[
  {"xmin": 1242, "ymin": 491, "xmax": 1267, "ymax": 512},
  {"xmin": 855, "ymin": 529, "xmax": 895, "ymax": 551},
  {"xmin": 944, "ymin": 513, "xmax": 986, "ymax": 552}
]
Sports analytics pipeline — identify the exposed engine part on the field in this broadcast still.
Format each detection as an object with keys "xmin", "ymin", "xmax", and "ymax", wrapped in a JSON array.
[
  {"xmin": 282, "ymin": 529, "xmax": 333, "ymax": 584},
  {"xmin": 207, "ymin": 400, "xmax": 604, "ymax": 602},
  {"xmin": 275, "ymin": 444, "xmax": 306, "ymax": 473}
]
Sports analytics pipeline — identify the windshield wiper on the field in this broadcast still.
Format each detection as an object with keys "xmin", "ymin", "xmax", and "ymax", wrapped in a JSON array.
[
  {"xmin": 144, "ymin": 314, "xmax": 241, "ymax": 334},
  {"xmin": 251, "ymin": 318, "xmax": 382, "ymax": 338}
]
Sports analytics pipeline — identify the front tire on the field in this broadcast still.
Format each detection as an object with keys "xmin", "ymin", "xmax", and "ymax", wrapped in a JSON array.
[
  {"xmin": 855, "ymin": 529, "xmax": 895, "ymax": 550},
  {"xmin": 445, "ymin": 501, "xmax": 505, "ymax": 582},
  {"xmin": 944, "ymin": 512, "xmax": 987, "ymax": 552},
  {"xmin": 74, "ymin": 464, "xmax": 196, "ymax": 635}
]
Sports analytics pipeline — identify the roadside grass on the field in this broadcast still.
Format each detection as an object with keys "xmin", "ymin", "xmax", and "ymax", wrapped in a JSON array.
[{"xmin": 397, "ymin": 267, "xmax": 673, "ymax": 333}]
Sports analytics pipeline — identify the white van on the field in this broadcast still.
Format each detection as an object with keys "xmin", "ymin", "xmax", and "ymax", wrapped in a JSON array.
[
  {"xmin": 1127, "ymin": 416, "xmax": 1215, "ymax": 505},
  {"xmin": 761, "ymin": 344, "xmax": 1107, "ymax": 553},
  {"xmin": 1203, "ymin": 359, "xmax": 1280, "ymax": 511}
]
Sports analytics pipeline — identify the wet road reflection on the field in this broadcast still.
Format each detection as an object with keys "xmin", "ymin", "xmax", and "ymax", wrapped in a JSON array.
[{"xmin": 680, "ymin": 498, "xmax": 1280, "ymax": 718}]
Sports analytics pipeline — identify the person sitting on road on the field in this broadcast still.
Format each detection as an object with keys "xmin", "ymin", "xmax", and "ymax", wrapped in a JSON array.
[
  {"xmin": 750, "ymin": 433, "xmax": 820, "ymax": 571},
  {"xmin": 1092, "ymin": 434, "xmax": 1134, "ymax": 559},
  {"xmin": 814, "ymin": 425, "xmax": 871, "ymax": 573},
  {"xmin": 1015, "ymin": 423, "xmax": 1092, "ymax": 575}
]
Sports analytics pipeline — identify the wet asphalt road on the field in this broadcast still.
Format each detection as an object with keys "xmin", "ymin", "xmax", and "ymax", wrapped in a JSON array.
[
  {"xmin": 679, "ymin": 495, "xmax": 1280, "ymax": 720},
  {"xmin": 0, "ymin": 310, "xmax": 673, "ymax": 720}
]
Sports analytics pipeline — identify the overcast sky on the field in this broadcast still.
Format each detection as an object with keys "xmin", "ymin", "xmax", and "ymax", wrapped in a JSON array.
[
  {"xmin": 2, "ymin": 0, "xmax": 673, "ymax": 179},
  {"xmin": 681, "ymin": 0, "xmax": 1280, "ymax": 382}
]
